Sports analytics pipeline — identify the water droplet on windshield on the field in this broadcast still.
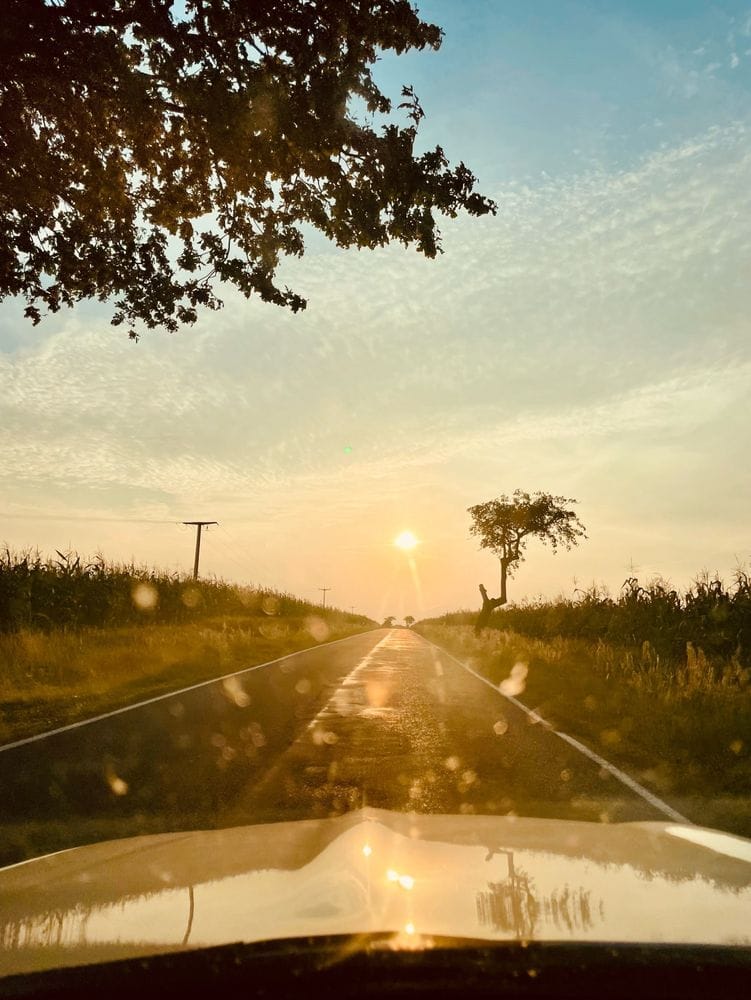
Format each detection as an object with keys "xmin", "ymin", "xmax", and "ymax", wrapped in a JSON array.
[
  {"xmin": 499, "ymin": 661, "xmax": 528, "ymax": 696},
  {"xmin": 131, "ymin": 581, "xmax": 158, "ymax": 611},
  {"xmin": 306, "ymin": 616, "xmax": 330, "ymax": 642},
  {"xmin": 222, "ymin": 676, "xmax": 251, "ymax": 707},
  {"xmin": 262, "ymin": 595, "xmax": 280, "ymax": 615},
  {"xmin": 105, "ymin": 765, "xmax": 129, "ymax": 797}
]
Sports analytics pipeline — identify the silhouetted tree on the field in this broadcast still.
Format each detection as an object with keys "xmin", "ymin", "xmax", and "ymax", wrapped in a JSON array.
[
  {"xmin": 383, "ymin": 615, "xmax": 396, "ymax": 627},
  {"xmin": 404, "ymin": 614, "xmax": 415, "ymax": 627},
  {"xmin": 468, "ymin": 491, "xmax": 587, "ymax": 632},
  {"xmin": 1, "ymin": 0, "xmax": 495, "ymax": 339}
]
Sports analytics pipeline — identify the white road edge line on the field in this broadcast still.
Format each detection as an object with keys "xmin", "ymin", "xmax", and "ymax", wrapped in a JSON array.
[
  {"xmin": 420, "ymin": 635, "xmax": 691, "ymax": 826},
  {"xmin": 0, "ymin": 629, "xmax": 385, "ymax": 754}
]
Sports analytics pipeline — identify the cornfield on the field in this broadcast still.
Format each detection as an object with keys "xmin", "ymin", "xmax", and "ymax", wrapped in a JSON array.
[
  {"xmin": 427, "ymin": 573, "xmax": 751, "ymax": 668},
  {"xmin": 0, "ymin": 548, "xmax": 339, "ymax": 632}
]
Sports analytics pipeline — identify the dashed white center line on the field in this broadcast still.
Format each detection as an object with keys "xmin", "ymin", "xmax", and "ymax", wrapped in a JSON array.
[{"xmin": 306, "ymin": 632, "xmax": 395, "ymax": 731}]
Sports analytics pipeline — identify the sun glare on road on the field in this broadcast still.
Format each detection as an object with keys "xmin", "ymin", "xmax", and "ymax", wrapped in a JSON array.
[{"xmin": 394, "ymin": 530, "xmax": 419, "ymax": 551}]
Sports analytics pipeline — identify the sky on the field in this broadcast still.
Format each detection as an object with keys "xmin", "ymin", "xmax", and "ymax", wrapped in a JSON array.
[{"xmin": 2, "ymin": 0, "xmax": 751, "ymax": 621}]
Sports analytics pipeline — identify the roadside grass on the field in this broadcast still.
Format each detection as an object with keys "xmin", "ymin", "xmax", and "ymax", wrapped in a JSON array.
[
  {"xmin": 0, "ymin": 613, "xmax": 373, "ymax": 746},
  {"xmin": 415, "ymin": 623, "xmax": 751, "ymax": 837}
]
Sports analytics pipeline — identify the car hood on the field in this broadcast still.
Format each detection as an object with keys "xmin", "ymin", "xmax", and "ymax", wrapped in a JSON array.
[{"xmin": 1, "ymin": 808, "xmax": 750, "ymax": 976}]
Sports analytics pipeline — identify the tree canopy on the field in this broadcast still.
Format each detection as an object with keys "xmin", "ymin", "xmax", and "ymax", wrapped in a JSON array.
[
  {"xmin": 468, "ymin": 491, "xmax": 587, "ymax": 629},
  {"xmin": 0, "ymin": 0, "xmax": 496, "ymax": 339}
]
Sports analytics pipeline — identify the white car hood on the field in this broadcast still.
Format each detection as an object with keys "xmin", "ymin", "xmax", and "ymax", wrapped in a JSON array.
[{"xmin": 1, "ymin": 809, "xmax": 750, "ymax": 976}]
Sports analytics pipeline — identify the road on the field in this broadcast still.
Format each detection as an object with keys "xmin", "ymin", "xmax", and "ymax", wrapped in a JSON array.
[{"xmin": 0, "ymin": 629, "xmax": 676, "ymax": 865}]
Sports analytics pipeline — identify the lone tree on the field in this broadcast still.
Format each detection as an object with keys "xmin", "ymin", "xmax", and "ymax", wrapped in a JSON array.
[
  {"xmin": 468, "ymin": 491, "xmax": 587, "ymax": 632},
  {"xmin": 1, "ymin": 0, "xmax": 495, "ymax": 339},
  {"xmin": 404, "ymin": 614, "xmax": 415, "ymax": 627}
]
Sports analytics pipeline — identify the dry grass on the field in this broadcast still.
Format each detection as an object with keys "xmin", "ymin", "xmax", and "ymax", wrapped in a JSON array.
[
  {"xmin": 0, "ymin": 615, "xmax": 372, "ymax": 746},
  {"xmin": 416, "ymin": 623, "xmax": 751, "ymax": 836}
]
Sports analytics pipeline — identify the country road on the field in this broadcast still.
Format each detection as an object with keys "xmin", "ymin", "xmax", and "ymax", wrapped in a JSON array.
[{"xmin": 0, "ymin": 629, "xmax": 678, "ymax": 866}]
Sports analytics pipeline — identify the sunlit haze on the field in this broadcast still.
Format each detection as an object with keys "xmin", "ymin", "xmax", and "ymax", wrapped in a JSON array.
[
  {"xmin": 394, "ymin": 532, "xmax": 420, "ymax": 552},
  {"xmin": 2, "ymin": 0, "xmax": 750, "ymax": 621}
]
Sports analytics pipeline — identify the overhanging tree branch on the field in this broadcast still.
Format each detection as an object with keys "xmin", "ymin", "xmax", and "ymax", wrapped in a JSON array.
[{"xmin": 0, "ymin": 0, "xmax": 496, "ymax": 340}]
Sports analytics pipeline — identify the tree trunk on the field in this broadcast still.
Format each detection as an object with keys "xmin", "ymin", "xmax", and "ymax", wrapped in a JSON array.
[
  {"xmin": 474, "ymin": 584, "xmax": 506, "ymax": 632},
  {"xmin": 474, "ymin": 558, "xmax": 509, "ymax": 632},
  {"xmin": 475, "ymin": 585, "xmax": 508, "ymax": 637},
  {"xmin": 498, "ymin": 557, "xmax": 508, "ymax": 605}
]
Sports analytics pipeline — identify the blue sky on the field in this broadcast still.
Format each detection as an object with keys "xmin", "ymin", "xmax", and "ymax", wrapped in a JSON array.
[
  {"xmin": 379, "ymin": 0, "xmax": 751, "ymax": 175},
  {"xmin": 2, "ymin": 1, "xmax": 751, "ymax": 619}
]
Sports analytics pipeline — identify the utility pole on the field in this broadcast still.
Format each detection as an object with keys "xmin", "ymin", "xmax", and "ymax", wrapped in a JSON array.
[
  {"xmin": 182, "ymin": 521, "xmax": 218, "ymax": 580},
  {"xmin": 319, "ymin": 586, "xmax": 331, "ymax": 609}
]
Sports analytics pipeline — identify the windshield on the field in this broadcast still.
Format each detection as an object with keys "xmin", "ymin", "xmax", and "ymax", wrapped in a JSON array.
[{"xmin": 1, "ymin": 0, "xmax": 750, "ymax": 982}]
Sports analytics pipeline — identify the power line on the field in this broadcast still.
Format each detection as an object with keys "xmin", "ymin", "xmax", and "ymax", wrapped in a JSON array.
[
  {"xmin": 209, "ymin": 533, "xmax": 253, "ymax": 579},
  {"xmin": 319, "ymin": 586, "xmax": 331, "ymax": 609},
  {"xmin": 216, "ymin": 524, "xmax": 274, "ymax": 583},
  {"xmin": 0, "ymin": 512, "xmax": 175, "ymax": 524}
]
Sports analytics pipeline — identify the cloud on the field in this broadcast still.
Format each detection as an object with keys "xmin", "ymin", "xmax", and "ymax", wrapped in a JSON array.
[{"xmin": 1, "ymin": 121, "xmax": 750, "ymax": 523}]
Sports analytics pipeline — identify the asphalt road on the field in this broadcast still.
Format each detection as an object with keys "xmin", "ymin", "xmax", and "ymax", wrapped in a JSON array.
[{"xmin": 0, "ymin": 628, "xmax": 673, "ymax": 865}]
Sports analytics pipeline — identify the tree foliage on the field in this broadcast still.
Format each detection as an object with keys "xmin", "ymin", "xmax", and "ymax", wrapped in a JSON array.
[
  {"xmin": 468, "ymin": 491, "xmax": 587, "ymax": 629},
  {"xmin": 0, "ymin": 0, "xmax": 496, "ymax": 338},
  {"xmin": 469, "ymin": 491, "xmax": 587, "ymax": 577}
]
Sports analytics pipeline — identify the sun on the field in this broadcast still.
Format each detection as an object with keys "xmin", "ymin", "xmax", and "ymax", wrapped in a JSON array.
[{"xmin": 394, "ymin": 530, "xmax": 419, "ymax": 551}]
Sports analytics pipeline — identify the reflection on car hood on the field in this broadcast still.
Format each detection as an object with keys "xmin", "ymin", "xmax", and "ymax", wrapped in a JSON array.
[{"xmin": 1, "ymin": 808, "xmax": 750, "ymax": 976}]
